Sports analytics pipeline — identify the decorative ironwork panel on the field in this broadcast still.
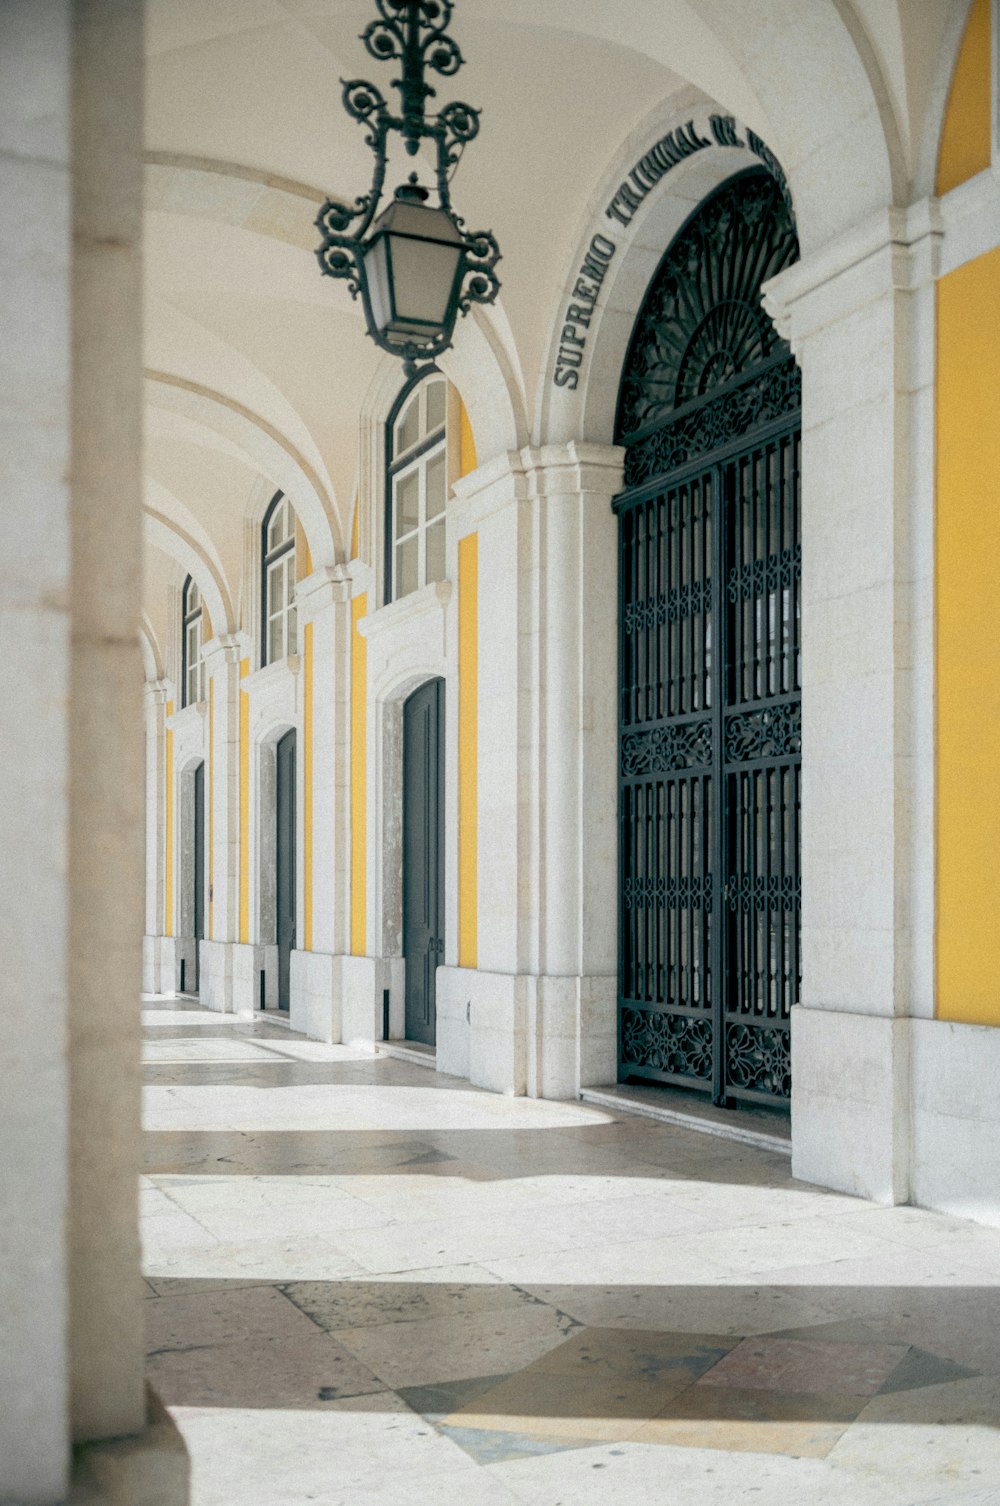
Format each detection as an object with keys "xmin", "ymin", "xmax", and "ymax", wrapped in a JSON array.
[
  {"xmin": 617, "ymin": 172, "xmax": 798, "ymax": 447},
  {"xmin": 616, "ymin": 169, "xmax": 801, "ymax": 1108}
]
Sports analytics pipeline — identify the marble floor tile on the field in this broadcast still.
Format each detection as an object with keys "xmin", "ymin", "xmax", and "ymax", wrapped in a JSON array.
[
  {"xmin": 282, "ymin": 1276, "xmax": 537, "ymax": 1333},
  {"xmin": 148, "ymin": 1327, "xmax": 388, "ymax": 1407},
  {"xmin": 146, "ymin": 1283, "xmax": 320, "ymax": 1352},
  {"xmin": 330, "ymin": 1302, "xmax": 580, "ymax": 1388},
  {"xmin": 697, "ymin": 1336, "xmax": 909, "ymax": 1395},
  {"xmin": 442, "ymin": 1369, "xmax": 684, "ymax": 1444},
  {"xmin": 138, "ymin": 996, "xmax": 1000, "ymax": 1506}
]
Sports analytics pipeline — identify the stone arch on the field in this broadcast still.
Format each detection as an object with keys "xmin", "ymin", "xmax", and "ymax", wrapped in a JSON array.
[
  {"xmin": 145, "ymin": 372, "xmax": 343, "ymax": 566},
  {"xmin": 140, "ymin": 616, "xmax": 164, "ymax": 683},
  {"xmin": 143, "ymin": 510, "xmax": 235, "ymax": 637},
  {"xmin": 538, "ymin": 100, "xmax": 791, "ymax": 448}
]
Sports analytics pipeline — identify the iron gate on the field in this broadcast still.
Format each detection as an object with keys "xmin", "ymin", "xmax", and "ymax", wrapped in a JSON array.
[{"xmin": 614, "ymin": 169, "xmax": 801, "ymax": 1108}]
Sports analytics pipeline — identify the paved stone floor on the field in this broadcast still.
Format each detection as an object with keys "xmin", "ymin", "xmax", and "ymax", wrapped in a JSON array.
[{"xmin": 142, "ymin": 996, "xmax": 1000, "ymax": 1506}]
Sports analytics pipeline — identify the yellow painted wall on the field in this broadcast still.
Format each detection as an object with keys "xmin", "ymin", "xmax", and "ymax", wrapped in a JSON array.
[
  {"xmin": 208, "ymin": 676, "xmax": 214, "ymax": 939},
  {"xmin": 458, "ymin": 534, "xmax": 479, "ymax": 968},
  {"xmin": 303, "ymin": 621, "xmax": 314, "ymax": 951},
  {"xmin": 937, "ymin": 245, "xmax": 1000, "ymax": 1024},
  {"xmin": 459, "ymin": 398, "xmax": 478, "ymax": 477},
  {"xmin": 351, "ymin": 593, "xmax": 367, "ymax": 956},
  {"xmin": 936, "ymin": 0, "xmax": 991, "ymax": 195},
  {"xmin": 239, "ymin": 658, "xmax": 250, "ymax": 944},
  {"xmin": 165, "ymin": 701, "xmax": 174, "ymax": 935}
]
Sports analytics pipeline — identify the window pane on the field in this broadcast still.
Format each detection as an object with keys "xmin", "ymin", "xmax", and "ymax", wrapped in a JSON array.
[
  {"xmin": 425, "ymin": 518, "xmax": 446, "ymax": 584},
  {"xmin": 396, "ymin": 394, "xmax": 420, "ymax": 456},
  {"xmin": 287, "ymin": 604, "xmax": 297, "ymax": 658},
  {"xmin": 396, "ymin": 534, "xmax": 418, "ymax": 599},
  {"xmin": 425, "ymin": 378, "xmax": 446, "ymax": 432},
  {"xmin": 426, "ymin": 448, "xmax": 446, "ymax": 520},
  {"xmin": 268, "ymin": 612, "xmax": 281, "ymax": 665},
  {"xmin": 285, "ymin": 555, "xmax": 296, "ymax": 608},
  {"xmin": 395, "ymin": 469, "xmax": 420, "ymax": 537}
]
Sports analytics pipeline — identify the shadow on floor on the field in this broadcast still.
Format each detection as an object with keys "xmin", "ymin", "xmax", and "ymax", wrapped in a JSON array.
[
  {"xmin": 143, "ymin": 1125, "xmax": 796, "ymax": 1186},
  {"xmin": 142, "ymin": 1276, "xmax": 999, "ymax": 1464}
]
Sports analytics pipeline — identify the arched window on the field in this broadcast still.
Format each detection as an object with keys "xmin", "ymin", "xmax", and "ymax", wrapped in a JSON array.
[
  {"xmin": 262, "ymin": 493, "xmax": 298, "ymax": 666},
  {"xmin": 386, "ymin": 372, "xmax": 448, "ymax": 602},
  {"xmin": 181, "ymin": 575, "xmax": 205, "ymax": 707}
]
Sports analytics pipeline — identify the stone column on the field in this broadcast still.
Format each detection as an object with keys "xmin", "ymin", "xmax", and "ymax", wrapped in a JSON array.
[
  {"xmin": 143, "ymin": 679, "xmax": 169, "ymax": 993},
  {"xmin": 1, "ymin": 0, "xmax": 187, "ymax": 1500},
  {"xmin": 0, "ymin": 0, "xmax": 74, "ymax": 1493},
  {"xmin": 763, "ymin": 202, "xmax": 940, "ymax": 1203},
  {"xmin": 437, "ymin": 442, "xmax": 623, "ymax": 1098},
  {"xmin": 289, "ymin": 568, "xmax": 353, "ymax": 1040},
  {"xmin": 199, "ymin": 634, "xmax": 244, "ymax": 1011}
]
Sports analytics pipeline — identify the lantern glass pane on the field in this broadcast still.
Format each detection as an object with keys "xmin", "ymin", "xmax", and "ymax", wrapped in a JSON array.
[
  {"xmin": 364, "ymin": 236, "xmax": 392, "ymax": 332},
  {"xmin": 388, "ymin": 237, "xmax": 462, "ymax": 327}
]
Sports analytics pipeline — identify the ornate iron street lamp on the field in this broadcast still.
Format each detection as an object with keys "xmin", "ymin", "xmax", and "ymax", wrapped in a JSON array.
[{"xmin": 316, "ymin": 0, "xmax": 501, "ymax": 377}]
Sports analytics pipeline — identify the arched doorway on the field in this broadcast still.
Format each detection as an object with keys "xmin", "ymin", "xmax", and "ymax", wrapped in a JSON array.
[
  {"xmin": 614, "ymin": 168, "xmax": 801, "ymax": 1110},
  {"xmin": 403, "ymin": 678, "xmax": 445, "ymax": 1047}
]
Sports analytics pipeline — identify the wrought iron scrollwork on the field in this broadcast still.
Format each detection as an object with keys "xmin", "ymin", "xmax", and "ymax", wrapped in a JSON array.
[
  {"xmin": 726, "ymin": 1023, "xmax": 791, "ymax": 1098},
  {"xmin": 617, "ymin": 172, "xmax": 799, "ymax": 445},
  {"xmin": 725, "ymin": 874, "xmax": 801, "ymax": 912},
  {"xmin": 621, "ymin": 1008, "xmax": 713, "ymax": 1080},
  {"xmin": 624, "ymin": 579, "xmax": 712, "ymax": 633},
  {"xmin": 727, "ymin": 544, "xmax": 801, "ymax": 602},
  {"xmin": 621, "ymin": 718, "xmax": 713, "ymax": 775},
  {"xmin": 315, "ymin": 0, "xmax": 500, "ymax": 374},
  {"xmin": 724, "ymin": 702, "xmax": 801, "ymax": 763},
  {"xmin": 623, "ymin": 875, "xmax": 712, "ymax": 910},
  {"xmin": 623, "ymin": 357, "xmax": 801, "ymax": 489}
]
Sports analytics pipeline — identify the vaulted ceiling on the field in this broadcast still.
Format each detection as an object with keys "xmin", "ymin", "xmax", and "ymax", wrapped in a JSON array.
[{"xmin": 142, "ymin": 0, "xmax": 964, "ymax": 667}]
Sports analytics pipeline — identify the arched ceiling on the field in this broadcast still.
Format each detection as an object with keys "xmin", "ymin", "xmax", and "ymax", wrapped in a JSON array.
[{"xmin": 142, "ymin": 0, "xmax": 967, "ymax": 661}]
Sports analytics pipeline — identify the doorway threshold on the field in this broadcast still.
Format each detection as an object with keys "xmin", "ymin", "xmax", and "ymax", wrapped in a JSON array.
[
  {"xmin": 377, "ymin": 1040, "xmax": 437, "ymax": 1069},
  {"xmin": 580, "ymin": 1083, "xmax": 791, "ymax": 1156}
]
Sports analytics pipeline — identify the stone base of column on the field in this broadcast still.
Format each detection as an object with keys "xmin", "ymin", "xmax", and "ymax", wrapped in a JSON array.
[
  {"xmin": 72, "ymin": 1387, "xmax": 188, "ymax": 1505},
  {"xmin": 142, "ymin": 936, "xmax": 161, "ymax": 994},
  {"xmin": 198, "ymin": 941, "xmax": 234, "ymax": 1012},
  {"xmin": 436, "ymin": 968, "xmax": 616, "ymax": 1098},
  {"xmin": 293, "ymin": 953, "xmax": 403, "ymax": 1047},
  {"xmin": 791, "ymin": 1004, "xmax": 911, "ymax": 1204},
  {"xmin": 151, "ymin": 937, "xmax": 199, "ymax": 997},
  {"xmin": 231, "ymin": 942, "xmax": 278, "ymax": 1014},
  {"xmin": 909, "ymin": 1016, "xmax": 1000, "ymax": 1226}
]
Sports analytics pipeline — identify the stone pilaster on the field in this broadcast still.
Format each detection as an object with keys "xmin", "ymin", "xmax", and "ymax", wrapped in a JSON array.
[{"xmin": 763, "ymin": 201, "xmax": 941, "ymax": 1203}]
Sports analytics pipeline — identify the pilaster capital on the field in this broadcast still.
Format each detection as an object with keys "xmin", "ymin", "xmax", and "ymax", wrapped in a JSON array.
[
  {"xmin": 451, "ymin": 440, "xmax": 626, "ymax": 533},
  {"xmin": 201, "ymin": 631, "xmax": 248, "ymax": 671},
  {"xmin": 295, "ymin": 565, "xmax": 352, "ymax": 623},
  {"xmin": 763, "ymin": 200, "xmax": 944, "ymax": 351},
  {"xmin": 143, "ymin": 677, "xmax": 171, "ymax": 708}
]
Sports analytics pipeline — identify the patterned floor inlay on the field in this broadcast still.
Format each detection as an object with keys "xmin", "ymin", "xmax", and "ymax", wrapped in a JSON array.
[{"xmin": 401, "ymin": 1320, "xmax": 985, "ymax": 1463}]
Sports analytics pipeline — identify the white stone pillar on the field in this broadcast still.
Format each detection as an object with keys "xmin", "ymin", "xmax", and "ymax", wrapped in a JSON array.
[
  {"xmin": 763, "ymin": 203, "xmax": 940, "ymax": 1204},
  {"xmin": 198, "ymin": 635, "xmax": 243, "ymax": 1010},
  {"xmin": 437, "ymin": 443, "xmax": 623, "ymax": 1098},
  {"xmin": 0, "ymin": 0, "xmax": 187, "ymax": 1500},
  {"xmin": 143, "ymin": 679, "xmax": 168, "ymax": 993},
  {"xmin": 0, "ymin": 1, "xmax": 74, "ymax": 1493},
  {"xmin": 289, "ymin": 569, "xmax": 353, "ymax": 1041}
]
